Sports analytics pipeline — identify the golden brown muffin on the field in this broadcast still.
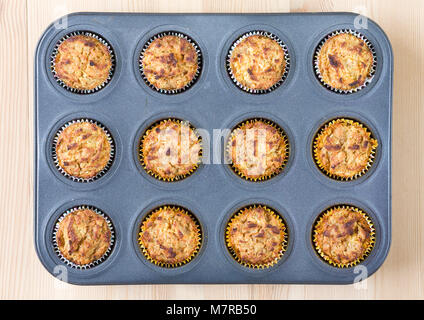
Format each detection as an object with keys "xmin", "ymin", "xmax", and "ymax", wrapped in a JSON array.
[
  {"xmin": 229, "ymin": 34, "xmax": 286, "ymax": 90},
  {"xmin": 227, "ymin": 205, "xmax": 286, "ymax": 267},
  {"xmin": 54, "ymin": 35, "xmax": 112, "ymax": 91},
  {"xmin": 141, "ymin": 35, "xmax": 199, "ymax": 90},
  {"xmin": 314, "ymin": 119, "xmax": 377, "ymax": 179},
  {"xmin": 56, "ymin": 208, "xmax": 112, "ymax": 266},
  {"xmin": 316, "ymin": 33, "xmax": 374, "ymax": 91},
  {"xmin": 55, "ymin": 121, "xmax": 112, "ymax": 180},
  {"xmin": 139, "ymin": 206, "xmax": 200, "ymax": 266},
  {"xmin": 141, "ymin": 119, "xmax": 201, "ymax": 181},
  {"xmin": 314, "ymin": 206, "xmax": 374, "ymax": 266},
  {"xmin": 228, "ymin": 120, "xmax": 288, "ymax": 180}
]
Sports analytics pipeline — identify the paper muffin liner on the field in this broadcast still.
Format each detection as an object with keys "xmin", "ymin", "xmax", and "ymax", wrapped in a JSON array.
[
  {"xmin": 50, "ymin": 31, "xmax": 115, "ymax": 94},
  {"xmin": 52, "ymin": 205, "xmax": 115, "ymax": 270},
  {"xmin": 313, "ymin": 29, "xmax": 377, "ymax": 94},
  {"xmin": 51, "ymin": 118, "xmax": 115, "ymax": 183},
  {"xmin": 139, "ymin": 118, "xmax": 202, "ymax": 182},
  {"xmin": 225, "ymin": 204, "xmax": 288, "ymax": 269},
  {"xmin": 138, "ymin": 205, "xmax": 202, "ymax": 268},
  {"xmin": 226, "ymin": 118, "xmax": 290, "ymax": 181},
  {"xmin": 226, "ymin": 30, "xmax": 290, "ymax": 94},
  {"xmin": 139, "ymin": 31, "xmax": 202, "ymax": 94},
  {"xmin": 312, "ymin": 205, "xmax": 376, "ymax": 268},
  {"xmin": 313, "ymin": 118, "xmax": 378, "ymax": 181}
]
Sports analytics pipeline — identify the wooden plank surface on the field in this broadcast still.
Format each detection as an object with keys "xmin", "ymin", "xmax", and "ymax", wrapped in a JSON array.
[{"xmin": 0, "ymin": 0, "xmax": 423, "ymax": 299}]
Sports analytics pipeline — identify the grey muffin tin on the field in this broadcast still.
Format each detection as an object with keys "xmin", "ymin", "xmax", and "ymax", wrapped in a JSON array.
[{"xmin": 34, "ymin": 12, "xmax": 393, "ymax": 284}]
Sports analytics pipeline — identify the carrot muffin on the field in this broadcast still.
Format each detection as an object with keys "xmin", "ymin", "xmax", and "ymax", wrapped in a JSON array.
[
  {"xmin": 316, "ymin": 32, "xmax": 374, "ymax": 91},
  {"xmin": 313, "ymin": 206, "xmax": 374, "ymax": 267},
  {"xmin": 229, "ymin": 34, "xmax": 286, "ymax": 90},
  {"xmin": 314, "ymin": 119, "xmax": 377, "ymax": 179},
  {"xmin": 228, "ymin": 120, "xmax": 288, "ymax": 180},
  {"xmin": 53, "ymin": 34, "xmax": 113, "ymax": 91},
  {"xmin": 141, "ymin": 35, "xmax": 199, "ymax": 91},
  {"xmin": 140, "ymin": 119, "xmax": 201, "ymax": 181},
  {"xmin": 55, "ymin": 208, "xmax": 112, "ymax": 266},
  {"xmin": 139, "ymin": 206, "xmax": 201, "ymax": 266},
  {"xmin": 55, "ymin": 121, "xmax": 112, "ymax": 180},
  {"xmin": 226, "ymin": 205, "xmax": 287, "ymax": 267}
]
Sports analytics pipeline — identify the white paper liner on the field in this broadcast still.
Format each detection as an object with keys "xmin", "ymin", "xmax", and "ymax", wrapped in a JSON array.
[
  {"xmin": 226, "ymin": 30, "xmax": 290, "ymax": 94},
  {"xmin": 50, "ymin": 31, "xmax": 115, "ymax": 94},
  {"xmin": 51, "ymin": 118, "xmax": 115, "ymax": 183},
  {"xmin": 313, "ymin": 29, "xmax": 377, "ymax": 94},
  {"xmin": 139, "ymin": 31, "xmax": 202, "ymax": 94},
  {"xmin": 52, "ymin": 205, "xmax": 115, "ymax": 270}
]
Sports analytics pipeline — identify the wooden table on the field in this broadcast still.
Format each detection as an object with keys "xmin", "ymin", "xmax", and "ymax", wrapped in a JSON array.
[{"xmin": 1, "ymin": 0, "xmax": 423, "ymax": 300}]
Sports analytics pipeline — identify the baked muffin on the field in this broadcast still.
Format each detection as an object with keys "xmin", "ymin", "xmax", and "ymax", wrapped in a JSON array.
[
  {"xmin": 227, "ymin": 205, "xmax": 286, "ymax": 267},
  {"xmin": 313, "ymin": 206, "xmax": 374, "ymax": 267},
  {"xmin": 228, "ymin": 119, "xmax": 288, "ymax": 180},
  {"xmin": 54, "ymin": 34, "xmax": 113, "ymax": 91},
  {"xmin": 314, "ymin": 119, "xmax": 377, "ymax": 179},
  {"xmin": 55, "ymin": 208, "xmax": 112, "ymax": 266},
  {"xmin": 139, "ymin": 206, "xmax": 201, "ymax": 266},
  {"xmin": 229, "ymin": 34, "xmax": 286, "ymax": 90},
  {"xmin": 55, "ymin": 121, "xmax": 112, "ymax": 180},
  {"xmin": 316, "ymin": 32, "xmax": 374, "ymax": 91},
  {"xmin": 140, "ymin": 119, "xmax": 201, "ymax": 181},
  {"xmin": 141, "ymin": 35, "xmax": 199, "ymax": 91}
]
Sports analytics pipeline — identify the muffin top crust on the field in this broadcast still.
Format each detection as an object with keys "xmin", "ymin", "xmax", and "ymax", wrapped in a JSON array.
[
  {"xmin": 229, "ymin": 120, "xmax": 287, "ymax": 180},
  {"xmin": 139, "ymin": 207, "xmax": 200, "ymax": 265},
  {"xmin": 314, "ymin": 119, "xmax": 377, "ymax": 179},
  {"xmin": 229, "ymin": 34, "xmax": 286, "ymax": 90},
  {"xmin": 141, "ymin": 120, "xmax": 201, "ymax": 180},
  {"xmin": 56, "ymin": 208, "xmax": 111, "ymax": 266},
  {"xmin": 317, "ymin": 33, "xmax": 374, "ymax": 91},
  {"xmin": 227, "ymin": 205, "xmax": 286, "ymax": 266},
  {"xmin": 314, "ymin": 207, "xmax": 374, "ymax": 266},
  {"xmin": 141, "ymin": 35, "xmax": 199, "ymax": 90},
  {"xmin": 54, "ymin": 35, "xmax": 112, "ymax": 90},
  {"xmin": 55, "ymin": 121, "xmax": 111, "ymax": 180}
]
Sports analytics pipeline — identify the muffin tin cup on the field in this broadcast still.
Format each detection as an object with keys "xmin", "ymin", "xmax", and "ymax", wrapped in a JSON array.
[
  {"xmin": 312, "ymin": 118, "xmax": 378, "ymax": 181},
  {"xmin": 52, "ymin": 205, "xmax": 115, "ymax": 270},
  {"xmin": 139, "ymin": 118, "xmax": 203, "ymax": 182},
  {"xmin": 225, "ymin": 204, "xmax": 288, "ymax": 269},
  {"xmin": 50, "ymin": 31, "xmax": 116, "ymax": 94},
  {"xmin": 225, "ymin": 118, "xmax": 290, "ymax": 181},
  {"xmin": 139, "ymin": 31, "xmax": 202, "ymax": 94},
  {"xmin": 312, "ymin": 204, "xmax": 376, "ymax": 268},
  {"xmin": 226, "ymin": 30, "xmax": 290, "ymax": 94},
  {"xmin": 138, "ymin": 205, "xmax": 202, "ymax": 268},
  {"xmin": 313, "ymin": 29, "xmax": 377, "ymax": 94},
  {"xmin": 51, "ymin": 118, "xmax": 115, "ymax": 183}
]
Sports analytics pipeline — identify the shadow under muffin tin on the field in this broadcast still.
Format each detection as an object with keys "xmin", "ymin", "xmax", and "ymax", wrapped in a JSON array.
[{"xmin": 35, "ymin": 13, "xmax": 392, "ymax": 284}]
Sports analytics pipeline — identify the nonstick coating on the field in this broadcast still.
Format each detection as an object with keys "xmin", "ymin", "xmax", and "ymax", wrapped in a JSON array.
[{"xmin": 34, "ymin": 12, "xmax": 392, "ymax": 284}]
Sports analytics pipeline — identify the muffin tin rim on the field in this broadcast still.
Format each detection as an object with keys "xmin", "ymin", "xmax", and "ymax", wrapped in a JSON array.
[{"xmin": 35, "ymin": 12, "xmax": 392, "ymax": 284}]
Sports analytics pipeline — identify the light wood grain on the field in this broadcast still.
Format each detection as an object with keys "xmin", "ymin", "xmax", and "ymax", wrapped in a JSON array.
[{"xmin": 0, "ymin": 0, "xmax": 423, "ymax": 299}]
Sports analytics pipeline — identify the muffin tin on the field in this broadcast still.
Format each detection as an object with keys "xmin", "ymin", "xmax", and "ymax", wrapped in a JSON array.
[{"xmin": 34, "ymin": 12, "xmax": 392, "ymax": 284}]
